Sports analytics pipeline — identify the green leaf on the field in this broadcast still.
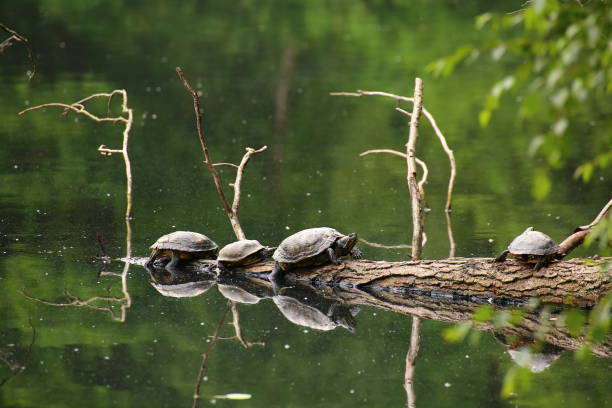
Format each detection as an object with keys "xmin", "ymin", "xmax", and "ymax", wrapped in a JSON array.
[
  {"xmin": 475, "ymin": 13, "xmax": 493, "ymax": 30},
  {"xmin": 473, "ymin": 305, "xmax": 494, "ymax": 323},
  {"xmin": 562, "ymin": 308, "xmax": 586, "ymax": 337},
  {"xmin": 443, "ymin": 322, "xmax": 471, "ymax": 343},
  {"xmin": 551, "ymin": 117, "xmax": 568, "ymax": 135},
  {"xmin": 479, "ymin": 109, "xmax": 491, "ymax": 127},
  {"xmin": 532, "ymin": 168, "xmax": 551, "ymax": 200}
]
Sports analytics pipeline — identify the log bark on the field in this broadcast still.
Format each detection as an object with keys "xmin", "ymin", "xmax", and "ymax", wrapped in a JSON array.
[{"xmin": 235, "ymin": 257, "xmax": 611, "ymax": 307}]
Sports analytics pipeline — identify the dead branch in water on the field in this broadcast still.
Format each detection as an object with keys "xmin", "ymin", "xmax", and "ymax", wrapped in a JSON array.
[
  {"xmin": 331, "ymin": 89, "xmax": 456, "ymax": 211},
  {"xmin": 176, "ymin": 67, "xmax": 267, "ymax": 241},
  {"xmin": 406, "ymin": 79, "xmax": 425, "ymax": 259},
  {"xmin": 19, "ymin": 90, "xmax": 134, "ymax": 219},
  {"xmin": 0, "ymin": 23, "xmax": 36, "ymax": 79}
]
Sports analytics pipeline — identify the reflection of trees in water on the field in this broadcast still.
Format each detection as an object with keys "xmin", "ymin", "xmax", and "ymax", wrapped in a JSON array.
[
  {"xmin": 0, "ymin": 319, "xmax": 35, "ymax": 387},
  {"xmin": 20, "ymin": 219, "xmax": 133, "ymax": 322}
]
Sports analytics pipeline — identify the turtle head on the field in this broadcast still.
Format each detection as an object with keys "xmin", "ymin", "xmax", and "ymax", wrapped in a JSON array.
[{"xmin": 335, "ymin": 233, "xmax": 358, "ymax": 256}]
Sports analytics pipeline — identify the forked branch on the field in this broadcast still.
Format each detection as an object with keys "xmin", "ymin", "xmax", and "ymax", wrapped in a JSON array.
[
  {"xmin": 0, "ymin": 23, "xmax": 36, "ymax": 79},
  {"xmin": 331, "ymin": 89, "xmax": 456, "ymax": 211},
  {"xmin": 19, "ymin": 90, "xmax": 134, "ymax": 219},
  {"xmin": 176, "ymin": 67, "xmax": 267, "ymax": 241}
]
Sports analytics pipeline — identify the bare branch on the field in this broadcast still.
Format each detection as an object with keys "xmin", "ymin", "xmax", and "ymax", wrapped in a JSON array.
[
  {"xmin": 18, "ymin": 90, "xmax": 134, "ymax": 218},
  {"xmin": 177, "ymin": 67, "xmax": 268, "ymax": 241},
  {"xmin": 332, "ymin": 89, "xmax": 456, "ymax": 211},
  {"xmin": 231, "ymin": 146, "xmax": 268, "ymax": 217},
  {"xmin": 582, "ymin": 198, "xmax": 612, "ymax": 230},
  {"xmin": 0, "ymin": 23, "xmax": 36, "ymax": 79},
  {"xmin": 360, "ymin": 238, "xmax": 411, "ymax": 250},
  {"xmin": 213, "ymin": 163, "xmax": 240, "ymax": 168},
  {"xmin": 359, "ymin": 149, "xmax": 428, "ymax": 194},
  {"xmin": 406, "ymin": 78, "xmax": 425, "ymax": 260}
]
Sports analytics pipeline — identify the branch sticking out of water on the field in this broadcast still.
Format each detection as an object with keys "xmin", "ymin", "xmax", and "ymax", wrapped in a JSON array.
[
  {"xmin": 176, "ymin": 67, "xmax": 267, "ymax": 241},
  {"xmin": 0, "ymin": 23, "xmax": 36, "ymax": 80},
  {"xmin": 331, "ymin": 89, "xmax": 456, "ymax": 212},
  {"xmin": 19, "ymin": 90, "xmax": 134, "ymax": 219}
]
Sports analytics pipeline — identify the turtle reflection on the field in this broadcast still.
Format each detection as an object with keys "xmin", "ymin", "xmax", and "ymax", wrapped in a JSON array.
[
  {"xmin": 494, "ymin": 332, "xmax": 564, "ymax": 373},
  {"xmin": 216, "ymin": 275, "xmax": 274, "ymax": 304},
  {"xmin": 146, "ymin": 265, "xmax": 216, "ymax": 298},
  {"xmin": 273, "ymin": 284, "xmax": 359, "ymax": 332}
]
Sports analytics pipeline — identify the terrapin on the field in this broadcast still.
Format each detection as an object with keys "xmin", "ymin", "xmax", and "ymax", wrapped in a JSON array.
[
  {"xmin": 271, "ymin": 227, "xmax": 361, "ymax": 281},
  {"xmin": 217, "ymin": 240, "xmax": 276, "ymax": 269},
  {"xmin": 494, "ymin": 227, "xmax": 561, "ymax": 271},
  {"xmin": 146, "ymin": 231, "xmax": 218, "ymax": 270}
]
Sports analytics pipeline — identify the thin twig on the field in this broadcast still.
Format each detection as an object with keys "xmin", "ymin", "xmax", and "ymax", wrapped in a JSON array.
[
  {"xmin": 581, "ymin": 198, "xmax": 612, "ymax": 230},
  {"xmin": 192, "ymin": 302, "xmax": 232, "ymax": 408},
  {"xmin": 359, "ymin": 149, "xmax": 429, "ymax": 196},
  {"xmin": 0, "ymin": 23, "xmax": 36, "ymax": 79},
  {"xmin": 332, "ymin": 90, "xmax": 456, "ymax": 211},
  {"xmin": 231, "ymin": 147, "xmax": 268, "ymax": 217},
  {"xmin": 360, "ymin": 238, "xmax": 411, "ymax": 250}
]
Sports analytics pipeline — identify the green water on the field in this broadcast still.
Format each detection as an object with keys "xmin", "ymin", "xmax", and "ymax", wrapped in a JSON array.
[{"xmin": 1, "ymin": 1, "xmax": 610, "ymax": 407}]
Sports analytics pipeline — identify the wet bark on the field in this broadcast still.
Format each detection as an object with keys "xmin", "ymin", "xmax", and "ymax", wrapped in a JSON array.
[{"xmin": 239, "ymin": 257, "xmax": 610, "ymax": 306}]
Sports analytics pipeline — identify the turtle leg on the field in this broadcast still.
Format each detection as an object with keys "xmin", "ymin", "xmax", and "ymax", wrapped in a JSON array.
[
  {"xmin": 269, "ymin": 262, "xmax": 285, "ymax": 293},
  {"xmin": 533, "ymin": 257, "xmax": 548, "ymax": 272},
  {"xmin": 327, "ymin": 248, "xmax": 341, "ymax": 264},
  {"xmin": 350, "ymin": 247, "xmax": 362, "ymax": 260},
  {"xmin": 495, "ymin": 250, "xmax": 509, "ymax": 262}
]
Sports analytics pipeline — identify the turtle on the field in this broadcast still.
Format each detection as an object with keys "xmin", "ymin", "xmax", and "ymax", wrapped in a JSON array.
[
  {"xmin": 494, "ymin": 227, "xmax": 561, "ymax": 271},
  {"xmin": 217, "ymin": 239, "xmax": 276, "ymax": 269},
  {"xmin": 270, "ymin": 227, "xmax": 362, "ymax": 281},
  {"xmin": 146, "ymin": 231, "xmax": 218, "ymax": 270}
]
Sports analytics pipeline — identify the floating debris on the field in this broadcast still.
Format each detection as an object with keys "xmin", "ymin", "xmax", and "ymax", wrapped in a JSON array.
[{"xmin": 212, "ymin": 393, "xmax": 252, "ymax": 400}]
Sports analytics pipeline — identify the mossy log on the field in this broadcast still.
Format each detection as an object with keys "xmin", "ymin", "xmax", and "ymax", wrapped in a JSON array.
[{"xmin": 238, "ymin": 257, "xmax": 611, "ymax": 307}]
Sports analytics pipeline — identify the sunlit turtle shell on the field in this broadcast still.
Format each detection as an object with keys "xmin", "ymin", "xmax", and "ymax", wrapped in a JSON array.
[
  {"xmin": 217, "ymin": 239, "xmax": 274, "ymax": 267},
  {"xmin": 150, "ymin": 231, "xmax": 218, "ymax": 254},
  {"xmin": 273, "ymin": 227, "xmax": 357, "ymax": 267},
  {"xmin": 507, "ymin": 227, "xmax": 560, "ymax": 256},
  {"xmin": 147, "ymin": 231, "xmax": 218, "ymax": 268}
]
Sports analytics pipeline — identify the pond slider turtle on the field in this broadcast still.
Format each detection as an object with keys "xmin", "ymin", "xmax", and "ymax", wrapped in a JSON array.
[
  {"xmin": 271, "ymin": 227, "xmax": 361, "ymax": 281},
  {"xmin": 494, "ymin": 227, "xmax": 561, "ymax": 271},
  {"xmin": 217, "ymin": 239, "xmax": 276, "ymax": 269},
  {"xmin": 146, "ymin": 231, "xmax": 218, "ymax": 270}
]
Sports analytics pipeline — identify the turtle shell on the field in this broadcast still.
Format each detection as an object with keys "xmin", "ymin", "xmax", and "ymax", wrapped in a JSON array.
[
  {"xmin": 273, "ymin": 227, "xmax": 343, "ymax": 264},
  {"xmin": 150, "ymin": 231, "xmax": 218, "ymax": 253},
  {"xmin": 218, "ymin": 240, "xmax": 265, "ymax": 263},
  {"xmin": 507, "ymin": 227, "xmax": 560, "ymax": 256}
]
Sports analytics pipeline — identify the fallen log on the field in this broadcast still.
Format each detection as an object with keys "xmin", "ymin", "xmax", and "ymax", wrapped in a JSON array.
[
  {"xmin": 126, "ymin": 256, "xmax": 610, "ymax": 306},
  {"xmin": 232, "ymin": 257, "xmax": 611, "ymax": 307}
]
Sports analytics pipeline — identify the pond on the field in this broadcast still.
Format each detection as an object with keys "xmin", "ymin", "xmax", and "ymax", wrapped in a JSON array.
[{"xmin": 1, "ymin": 1, "xmax": 610, "ymax": 407}]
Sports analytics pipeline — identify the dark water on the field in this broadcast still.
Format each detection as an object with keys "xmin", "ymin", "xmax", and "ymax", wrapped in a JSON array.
[{"xmin": 1, "ymin": 1, "xmax": 610, "ymax": 407}]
